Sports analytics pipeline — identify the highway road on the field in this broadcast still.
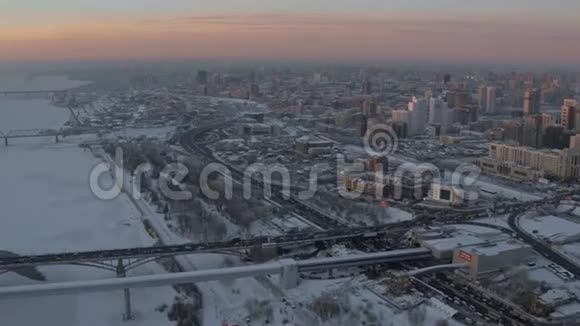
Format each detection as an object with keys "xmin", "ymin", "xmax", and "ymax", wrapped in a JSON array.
[{"xmin": 508, "ymin": 210, "xmax": 580, "ymax": 278}]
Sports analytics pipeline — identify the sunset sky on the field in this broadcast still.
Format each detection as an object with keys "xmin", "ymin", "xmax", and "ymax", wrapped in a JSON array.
[{"xmin": 2, "ymin": 0, "xmax": 579, "ymax": 65}]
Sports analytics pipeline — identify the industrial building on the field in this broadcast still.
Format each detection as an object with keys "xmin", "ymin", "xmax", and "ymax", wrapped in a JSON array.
[
  {"xmin": 410, "ymin": 225, "xmax": 534, "ymax": 278},
  {"xmin": 452, "ymin": 239, "xmax": 534, "ymax": 278}
]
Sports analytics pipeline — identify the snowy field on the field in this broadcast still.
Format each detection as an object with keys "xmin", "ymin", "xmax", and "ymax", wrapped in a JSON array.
[{"xmin": 0, "ymin": 79, "xmax": 176, "ymax": 326}]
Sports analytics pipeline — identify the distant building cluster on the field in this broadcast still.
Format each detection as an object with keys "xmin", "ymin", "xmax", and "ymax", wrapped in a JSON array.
[{"xmin": 479, "ymin": 141, "xmax": 580, "ymax": 181}]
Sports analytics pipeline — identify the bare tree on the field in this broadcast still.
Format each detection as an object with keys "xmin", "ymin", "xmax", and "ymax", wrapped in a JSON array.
[{"xmin": 244, "ymin": 299, "xmax": 274, "ymax": 322}]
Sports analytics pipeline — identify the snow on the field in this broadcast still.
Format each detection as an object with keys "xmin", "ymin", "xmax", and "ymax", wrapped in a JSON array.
[
  {"xmin": 386, "ymin": 207, "xmax": 414, "ymax": 222},
  {"xmin": 285, "ymin": 277, "xmax": 463, "ymax": 326},
  {"xmin": 447, "ymin": 224, "xmax": 504, "ymax": 236},
  {"xmin": 473, "ymin": 214, "xmax": 511, "ymax": 230},
  {"xmin": 0, "ymin": 98, "xmax": 69, "ymax": 131},
  {"xmin": 519, "ymin": 215, "xmax": 580, "ymax": 243},
  {"xmin": 0, "ymin": 83, "xmax": 177, "ymax": 326},
  {"xmin": 451, "ymin": 172, "xmax": 542, "ymax": 202}
]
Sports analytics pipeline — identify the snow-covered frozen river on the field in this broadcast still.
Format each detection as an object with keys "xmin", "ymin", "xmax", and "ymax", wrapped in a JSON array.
[{"xmin": 0, "ymin": 74, "xmax": 175, "ymax": 326}]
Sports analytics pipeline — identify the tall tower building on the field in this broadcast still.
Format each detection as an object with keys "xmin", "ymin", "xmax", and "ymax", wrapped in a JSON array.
[
  {"xmin": 478, "ymin": 86, "xmax": 488, "ymax": 111},
  {"xmin": 196, "ymin": 70, "xmax": 208, "ymax": 84},
  {"xmin": 455, "ymin": 91, "xmax": 469, "ymax": 107},
  {"xmin": 429, "ymin": 98, "xmax": 445, "ymax": 125},
  {"xmin": 486, "ymin": 87, "xmax": 496, "ymax": 114},
  {"xmin": 524, "ymin": 114, "xmax": 544, "ymax": 148},
  {"xmin": 561, "ymin": 99, "xmax": 577, "ymax": 131},
  {"xmin": 362, "ymin": 101, "xmax": 378, "ymax": 117},
  {"xmin": 362, "ymin": 80, "xmax": 372, "ymax": 95},
  {"xmin": 524, "ymin": 88, "xmax": 542, "ymax": 116},
  {"xmin": 408, "ymin": 97, "xmax": 428, "ymax": 136},
  {"xmin": 541, "ymin": 113, "xmax": 554, "ymax": 130},
  {"xmin": 445, "ymin": 91, "xmax": 456, "ymax": 108}
]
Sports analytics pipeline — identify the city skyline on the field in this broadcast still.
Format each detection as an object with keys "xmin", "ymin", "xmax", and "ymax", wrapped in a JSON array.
[{"xmin": 2, "ymin": 0, "xmax": 580, "ymax": 65}]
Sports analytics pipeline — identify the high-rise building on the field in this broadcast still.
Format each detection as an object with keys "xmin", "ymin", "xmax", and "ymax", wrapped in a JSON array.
[
  {"xmin": 524, "ymin": 88, "xmax": 542, "ymax": 116},
  {"xmin": 524, "ymin": 114, "xmax": 544, "ymax": 148},
  {"xmin": 503, "ymin": 121, "xmax": 525, "ymax": 145},
  {"xmin": 445, "ymin": 91, "xmax": 456, "ymax": 108},
  {"xmin": 429, "ymin": 98, "xmax": 445, "ymax": 125},
  {"xmin": 478, "ymin": 86, "xmax": 496, "ymax": 114},
  {"xmin": 455, "ymin": 91, "xmax": 469, "ymax": 107},
  {"xmin": 569, "ymin": 134, "xmax": 580, "ymax": 150},
  {"xmin": 196, "ymin": 70, "xmax": 208, "ymax": 84},
  {"xmin": 362, "ymin": 101, "xmax": 378, "ymax": 116},
  {"xmin": 541, "ymin": 113, "xmax": 554, "ymax": 130},
  {"xmin": 478, "ymin": 86, "xmax": 488, "ymax": 111},
  {"xmin": 466, "ymin": 105, "xmax": 478, "ymax": 123},
  {"xmin": 392, "ymin": 109, "xmax": 409, "ymax": 125},
  {"xmin": 561, "ymin": 99, "xmax": 577, "ymax": 131},
  {"xmin": 408, "ymin": 97, "xmax": 428, "ymax": 136},
  {"xmin": 362, "ymin": 80, "xmax": 372, "ymax": 95},
  {"xmin": 486, "ymin": 87, "xmax": 496, "ymax": 114},
  {"xmin": 354, "ymin": 113, "xmax": 368, "ymax": 137},
  {"xmin": 424, "ymin": 90, "xmax": 433, "ymax": 104},
  {"xmin": 444, "ymin": 74, "xmax": 451, "ymax": 84},
  {"xmin": 249, "ymin": 84, "xmax": 260, "ymax": 99},
  {"xmin": 390, "ymin": 121, "xmax": 408, "ymax": 138},
  {"xmin": 543, "ymin": 126, "xmax": 567, "ymax": 149}
]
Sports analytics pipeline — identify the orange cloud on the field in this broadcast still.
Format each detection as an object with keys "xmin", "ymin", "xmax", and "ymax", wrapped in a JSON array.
[{"xmin": 1, "ymin": 13, "xmax": 579, "ymax": 64}]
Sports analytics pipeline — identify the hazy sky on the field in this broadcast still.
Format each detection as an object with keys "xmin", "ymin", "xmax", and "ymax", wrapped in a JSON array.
[{"xmin": 2, "ymin": 0, "xmax": 579, "ymax": 65}]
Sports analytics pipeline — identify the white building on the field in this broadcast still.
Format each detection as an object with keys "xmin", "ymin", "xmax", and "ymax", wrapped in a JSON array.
[{"xmin": 429, "ymin": 181, "xmax": 479, "ymax": 206}]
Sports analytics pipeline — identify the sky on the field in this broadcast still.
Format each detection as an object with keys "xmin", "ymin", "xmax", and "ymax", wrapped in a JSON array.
[{"xmin": 1, "ymin": 0, "xmax": 580, "ymax": 65}]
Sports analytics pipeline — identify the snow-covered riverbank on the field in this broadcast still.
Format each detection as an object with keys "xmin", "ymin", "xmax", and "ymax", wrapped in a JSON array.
[{"xmin": 0, "ymin": 76, "xmax": 176, "ymax": 326}]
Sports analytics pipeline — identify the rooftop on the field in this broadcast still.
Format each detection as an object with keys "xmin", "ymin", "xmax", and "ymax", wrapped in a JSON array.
[{"xmin": 463, "ymin": 239, "xmax": 530, "ymax": 256}]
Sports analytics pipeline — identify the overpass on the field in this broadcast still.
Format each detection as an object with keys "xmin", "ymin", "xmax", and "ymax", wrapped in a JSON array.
[
  {"xmin": 0, "ymin": 129, "xmax": 62, "ymax": 145},
  {"xmin": 0, "ymin": 249, "xmax": 431, "ymax": 299},
  {"xmin": 1, "ymin": 127, "xmax": 106, "ymax": 146},
  {"xmin": 407, "ymin": 263, "xmax": 469, "ymax": 276},
  {"xmin": 0, "ymin": 249, "xmax": 431, "ymax": 320},
  {"xmin": 0, "ymin": 223, "xmax": 414, "ymax": 270},
  {"xmin": 296, "ymin": 248, "xmax": 431, "ymax": 272}
]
